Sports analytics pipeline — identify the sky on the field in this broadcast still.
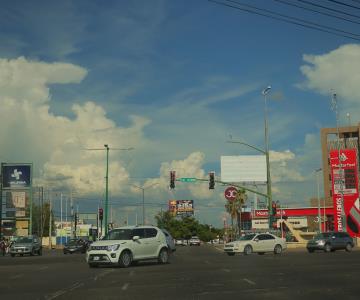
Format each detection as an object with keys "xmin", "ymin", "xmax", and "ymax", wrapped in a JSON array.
[{"xmin": 0, "ymin": 0, "xmax": 359, "ymax": 227}]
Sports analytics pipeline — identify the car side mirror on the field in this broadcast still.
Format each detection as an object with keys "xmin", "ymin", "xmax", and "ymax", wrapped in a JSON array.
[
  {"xmin": 132, "ymin": 236, "xmax": 140, "ymax": 241},
  {"xmin": 254, "ymin": 238, "xmax": 259, "ymax": 242}
]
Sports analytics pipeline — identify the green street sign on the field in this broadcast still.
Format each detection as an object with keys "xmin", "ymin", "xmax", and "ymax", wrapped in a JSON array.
[{"xmin": 179, "ymin": 177, "xmax": 197, "ymax": 182}]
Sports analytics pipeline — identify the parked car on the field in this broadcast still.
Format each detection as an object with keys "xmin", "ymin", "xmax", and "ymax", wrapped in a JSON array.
[
  {"xmin": 63, "ymin": 239, "xmax": 88, "ymax": 254},
  {"xmin": 189, "ymin": 236, "xmax": 201, "ymax": 246},
  {"xmin": 224, "ymin": 233, "xmax": 286, "ymax": 256},
  {"xmin": 161, "ymin": 229, "xmax": 176, "ymax": 252},
  {"xmin": 10, "ymin": 235, "xmax": 42, "ymax": 257},
  {"xmin": 175, "ymin": 239, "xmax": 184, "ymax": 246},
  {"xmin": 306, "ymin": 232, "xmax": 354, "ymax": 253},
  {"xmin": 86, "ymin": 226, "xmax": 169, "ymax": 268}
]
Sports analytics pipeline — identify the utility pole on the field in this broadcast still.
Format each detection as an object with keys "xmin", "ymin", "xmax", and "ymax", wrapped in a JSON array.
[{"xmin": 49, "ymin": 189, "xmax": 52, "ymax": 250}]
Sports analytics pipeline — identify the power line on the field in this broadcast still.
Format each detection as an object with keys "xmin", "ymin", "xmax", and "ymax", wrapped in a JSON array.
[
  {"xmin": 325, "ymin": 0, "xmax": 360, "ymax": 10},
  {"xmin": 209, "ymin": 0, "xmax": 360, "ymax": 41},
  {"xmin": 273, "ymin": 0, "xmax": 360, "ymax": 25},
  {"xmin": 297, "ymin": 0, "xmax": 360, "ymax": 19}
]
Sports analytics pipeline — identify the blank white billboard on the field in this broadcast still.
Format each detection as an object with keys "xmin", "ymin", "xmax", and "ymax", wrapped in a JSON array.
[{"xmin": 221, "ymin": 155, "xmax": 267, "ymax": 183}]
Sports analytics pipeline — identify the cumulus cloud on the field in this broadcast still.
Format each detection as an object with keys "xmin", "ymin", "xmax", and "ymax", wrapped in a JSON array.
[
  {"xmin": 300, "ymin": 44, "xmax": 360, "ymax": 104},
  {"xmin": 0, "ymin": 57, "xmax": 148, "ymax": 196},
  {"xmin": 270, "ymin": 150, "xmax": 304, "ymax": 183}
]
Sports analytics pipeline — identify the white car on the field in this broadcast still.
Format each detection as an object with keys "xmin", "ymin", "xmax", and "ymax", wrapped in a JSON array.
[
  {"xmin": 86, "ymin": 226, "xmax": 169, "ymax": 268},
  {"xmin": 224, "ymin": 233, "xmax": 287, "ymax": 256},
  {"xmin": 189, "ymin": 236, "xmax": 201, "ymax": 246}
]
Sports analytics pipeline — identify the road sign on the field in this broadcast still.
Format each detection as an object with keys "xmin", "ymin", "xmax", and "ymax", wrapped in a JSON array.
[
  {"xmin": 179, "ymin": 178, "xmax": 197, "ymax": 182},
  {"xmin": 224, "ymin": 186, "xmax": 238, "ymax": 201}
]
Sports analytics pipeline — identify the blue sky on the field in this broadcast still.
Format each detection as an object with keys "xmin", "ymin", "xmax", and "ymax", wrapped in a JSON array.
[{"xmin": 0, "ymin": 0, "xmax": 359, "ymax": 227}]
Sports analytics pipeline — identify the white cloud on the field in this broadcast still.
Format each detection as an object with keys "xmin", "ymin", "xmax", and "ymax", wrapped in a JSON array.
[
  {"xmin": 269, "ymin": 150, "xmax": 304, "ymax": 183},
  {"xmin": 300, "ymin": 44, "xmax": 360, "ymax": 104},
  {"xmin": 0, "ymin": 57, "xmax": 148, "ymax": 196}
]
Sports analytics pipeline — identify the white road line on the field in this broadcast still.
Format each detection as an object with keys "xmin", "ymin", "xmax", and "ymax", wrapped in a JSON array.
[
  {"xmin": 38, "ymin": 266, "xmax": 49, "ymax": 271},
  {"xmin": 204, "ymin": 260, "xmax": 211, "ymax": 265},
  {"xmin": 10, "ymin": 274, "xmax": 24, "ymax": 279},
  {"xmin": 45, "ymin": 282, "xmax": 84, "ymax": 300},
  {"xmin": 243, "ymin": 278, "xmax": 256, "ymax": 285},
  {"xmin": 122, "ymin": 283, "xmax": 130, "ymax": 291},
  {"xmin": 222, "ymin": 268, "xmax": 231, "ymax": 273}
]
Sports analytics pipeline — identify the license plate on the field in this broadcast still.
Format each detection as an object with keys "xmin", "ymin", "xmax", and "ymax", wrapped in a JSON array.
[{"xmin": 93, "ymin": 256, "xmax": 100, "ymax": 261}]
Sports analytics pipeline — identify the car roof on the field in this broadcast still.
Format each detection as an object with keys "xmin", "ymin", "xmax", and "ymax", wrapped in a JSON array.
[{"xmin": 111, "ymin": 225, "xmax": 159, "ymax": 230}]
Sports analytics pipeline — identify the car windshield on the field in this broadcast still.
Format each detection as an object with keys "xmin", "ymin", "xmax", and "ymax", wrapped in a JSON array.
[
  {"xmin": 67, "ymin": 240, "xmax": 79, "ymax": 246},
  {"xmin": 237, "ymin": 234, "xmax": 257, "ymax": 241},
  {"xmin": 15, "ymin": 237, "xmax": 33, "ymax": 243},
  {"xmin": 103, "ymin": 229, "xmax": 132, "ymax": 240},
  {"xmin": 314, "ymin": 233, "xmax": 331, "ymax": 239}
]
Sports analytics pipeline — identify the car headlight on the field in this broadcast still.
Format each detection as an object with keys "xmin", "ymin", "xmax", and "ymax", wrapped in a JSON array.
[
  {"xmin": 316, "ymin": 240, "xmax": 325, "ymax": 245},
  {"xmin": 107, "ymin": 244, "xmax": 120, "ymax": 251}
]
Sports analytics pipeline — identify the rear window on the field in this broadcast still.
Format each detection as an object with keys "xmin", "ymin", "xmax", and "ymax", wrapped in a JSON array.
[{"xmin": 104, "ymin": 229, "xmax": 132, "ymax": 240}]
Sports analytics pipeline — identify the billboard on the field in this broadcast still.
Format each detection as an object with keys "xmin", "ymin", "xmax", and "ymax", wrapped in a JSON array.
[
  {"xmin": 330, "ymin": 149, "xmax": 359, "ymax": 236},
  {"xmin": 1, "ymin": 191, "xmax": 30, "ymax": 219},
  {"xmin": 221, "ymin": 155, "xmax": 266, "ymax": 183},
  {"xmin": 168, "ymin": 200, "xmax": 194, "ymax": 217},
  {"xmin": 2, "ymin": 164, "xmax": 32, "ymax": 189}
]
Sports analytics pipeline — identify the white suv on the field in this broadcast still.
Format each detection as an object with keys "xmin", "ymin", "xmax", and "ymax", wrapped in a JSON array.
[{"xmin": 86, "ymin": 226, "xmax": 169, "ymax": 268}]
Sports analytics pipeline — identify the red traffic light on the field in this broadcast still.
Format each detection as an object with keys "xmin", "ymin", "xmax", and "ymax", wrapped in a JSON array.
[{"xmin": 99, "ymin": 208, "xmax": 104, "ymax": 220}]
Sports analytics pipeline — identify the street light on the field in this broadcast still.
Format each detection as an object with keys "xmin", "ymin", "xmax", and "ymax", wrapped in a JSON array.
[
  {"xmin": 315, "ymin": 168, "xmax": 322, "ymax": 233},
  {"xmin": 84, "ymin": 145, "xmax": 134, "ymax": 236},
  {"xmin": 262, "ymin": 86, "xmax": 273, "ymax": 228},
  {"xmin": 132, "ymin": 182, "xmax": 159, "ymax": 225}
]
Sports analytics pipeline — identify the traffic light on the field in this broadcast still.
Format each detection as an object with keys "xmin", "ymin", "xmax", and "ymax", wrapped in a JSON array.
[
  {"xmin": 271, "ymin": 201, "xmax": 277, "ymax": 216},
  {"xmin": 170, "ymin": 171, "xmax": 176, "ymax": 189},
  {"xmin": 99, "ymin": 208, "xmax": 104, "ymax": 221},
  {"xmin": 209, "ymin": 171, "xmax": 215, "ymax": 189}
]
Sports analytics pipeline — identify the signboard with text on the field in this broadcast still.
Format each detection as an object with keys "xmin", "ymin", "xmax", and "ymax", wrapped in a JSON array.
[
  {"xmin": 330, "ymin": 149, "xmax": 359, "ymax": 237},
  {"xmin": 2, "ymin": 164, "xmax": 32, "ymax": 189},
  {"xmin": 168, "ymin": 200, "xmax": 194, "ymax": 217}
]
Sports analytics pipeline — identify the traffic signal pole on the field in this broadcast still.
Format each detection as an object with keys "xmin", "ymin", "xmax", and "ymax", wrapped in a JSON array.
[{"xmin": 104, "ymin": 145, "xmax": 109, "ymax": 236}]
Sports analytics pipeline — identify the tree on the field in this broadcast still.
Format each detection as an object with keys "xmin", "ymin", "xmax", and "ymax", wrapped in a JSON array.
[
  {"xmin": 31, "ymin": 202, "xmax": 55, "ymax": 237},
  {"xmin": 225, "ymin": 189, "xmax": 247, "ymax": 239}
]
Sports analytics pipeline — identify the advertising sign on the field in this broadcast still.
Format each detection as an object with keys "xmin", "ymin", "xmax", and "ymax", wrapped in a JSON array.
[
  {"xmin": 2, "ymin": 164, "xmax": 32, "ymax": 189},
  {"xmin": 168, "ymin": 200, "xmax": 194, "ymax": 217},
  {"xmin": 221, "ymin": 155, "xmax": 266, "ymax": 183},
  {"xmin": 330, "ymin": 149, "xmax": 359, "ymax": 236},
  {"xmin": 1, "ymin": 191, "xmax": 29, "ymax": 219},
  {"xmin": 224, "ymin": 187, "xmax": 238, "ymax": 201}
]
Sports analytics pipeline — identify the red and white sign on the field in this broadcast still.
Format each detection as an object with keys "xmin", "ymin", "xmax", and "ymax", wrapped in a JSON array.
[
  {"xmin": 224, "ymin": 187, "xmax": 238, "ymax": 201},
  {"xmin": 330, "ymin": 149, "xmax": 359, "ymax": 237}
]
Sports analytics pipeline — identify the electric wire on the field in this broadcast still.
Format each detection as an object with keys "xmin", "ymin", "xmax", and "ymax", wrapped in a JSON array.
[
  {"xmin": 209, "ymin": 0, "xmax": 360, "ymax": 41},
  {"xmin": 325, "ymin": 0, "xmax": 360, "ymax": 10},
  {"xmin": 273, "ymin": 0, "xmax": 360, "ymax": 25},
  {"xmin": 297, "ymin": 0, "xmax": 360, "ymax": 19}
]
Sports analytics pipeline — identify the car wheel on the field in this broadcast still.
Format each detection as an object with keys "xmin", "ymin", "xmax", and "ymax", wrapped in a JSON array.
[
  {"xmin": 258, "ymin": 252, "xmax": 265, "ymax": 255},
  {"xmin": 324, "ymin": 244, "xmax": 331, "ymax": 253},
  {"xmin": 38, "ymin": 248, "xmax": 42, "ymax": 256},
  {"xmin": 119, "ymin": 250, "xmax": 132, "ymax": 268},
  {"xmin": 227, "ymin": 253, "xmax": 235, "ymax": 256},
  {"xmin": 158, "ymin": 248, "xmax": 169, "ymax": 264},
  {"xmin": 274, "ymin": 244, "xmax": 282, "ymax": 255},
  {"xmin": 30, "ymin": 248, "xmax": 36, "ymax": 256},
  {"xmin": 345, "ymin": 243, "xmax": 353, "ymax": 252},
  {"xmin": 244, "ymin": 245, "xmax": 253, "ymax": 255}
]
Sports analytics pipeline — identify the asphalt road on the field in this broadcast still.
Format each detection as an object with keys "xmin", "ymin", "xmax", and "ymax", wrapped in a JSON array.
[{"xmin": 1, "ymin": 245, "xmax": 360, "ymax": 300}]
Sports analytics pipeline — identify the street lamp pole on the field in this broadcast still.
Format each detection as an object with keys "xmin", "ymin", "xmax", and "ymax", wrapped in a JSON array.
[
  {"xmin": 315, "ymin": 168, "xmax": 322, "ymax": 233},
  {"xmin": 132, "ymin": 182, "xmax": 159, "ymax": 225},
  {"xmin": 104, "ymin": 144, "xmax": 109, "ymax": 236},
  {"xmin": 262, "ymin": 86, "xmax": 273, "ymax": 228}
]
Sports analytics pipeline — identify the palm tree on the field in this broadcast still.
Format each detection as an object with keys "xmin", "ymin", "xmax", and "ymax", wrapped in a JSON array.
[{"xmin": 225, "ymin": 189, "xmax": 247, "ymax": 239}]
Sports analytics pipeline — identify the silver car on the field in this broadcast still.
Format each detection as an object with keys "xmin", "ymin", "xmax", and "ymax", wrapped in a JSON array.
[{"xmin": 10, "ymin": 235, "xmax": 42, "ymax": 257}]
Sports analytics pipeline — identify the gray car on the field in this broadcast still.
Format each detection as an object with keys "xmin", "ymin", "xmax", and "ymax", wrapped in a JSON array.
[
  {"xmin": 10, "ymin": 235, "xmax": 42, "ymax": 257},
  {"xmin": 161, "ymin": 229, "xmax": 176, "ymax": 252},
  {"xmin": 307, "ymin": 232, "xmax": 354, "ymax": 253}
]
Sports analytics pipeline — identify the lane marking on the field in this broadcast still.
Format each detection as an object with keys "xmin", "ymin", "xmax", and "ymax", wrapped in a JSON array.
[
  {"xmin": 94, "ymin": 269, "xmax": 115, "ymax": 281},
  {"xmin": 204, "ymin": 260, "xmax": 211, "ymax": 265},
  {"xmin": 122, "ymin": 283, "xmax": 130, "ymax": 291},
  {"xmin": 243, "ymin": 278, "xmax": 256, "ymax": 285},
  {"xmin": 38, "ymin": 266, "xmax": 49, "ymax": 271},
  {"xmin": 45, "ymin": 282, "xmax": 84, "ymax": 300},
  {"xmin": 10, "ymin": 274, "xmax": 24, "ymax": 279},
  {"xmin": 222, "ymin": 268, "xmax": 231, "ymax": 273}
]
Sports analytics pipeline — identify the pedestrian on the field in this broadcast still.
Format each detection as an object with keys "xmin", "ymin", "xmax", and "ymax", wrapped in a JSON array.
[{"xmin": 0, "ymin": 238, "xmax": 6, "ymax": 256}]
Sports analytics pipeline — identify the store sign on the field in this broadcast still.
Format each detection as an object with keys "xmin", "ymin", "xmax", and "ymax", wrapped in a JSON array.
[
  {"xmin": 330, "ymin": 149, "xmax": 359, "ymax": 236},
  {"xmin": 2, "ymin": 164, "xmax": 31, "ymax": 188}
]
